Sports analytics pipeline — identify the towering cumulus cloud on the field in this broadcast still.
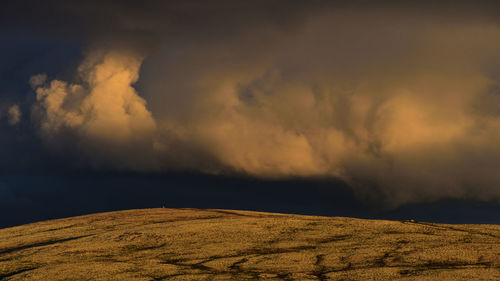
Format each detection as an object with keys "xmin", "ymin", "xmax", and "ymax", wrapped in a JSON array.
[
  {"xmin": 19, "ymin": 1, "xmax": 500, "ymax": 205},
  {"xmin": 32, "ymin": 50, "xmax": 157, "ymax": 170}
]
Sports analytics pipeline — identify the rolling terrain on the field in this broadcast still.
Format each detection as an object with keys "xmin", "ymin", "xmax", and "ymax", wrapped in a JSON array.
[{"xmin": 1, "ymin": 208, "xmax": 499, "ymax": 280}]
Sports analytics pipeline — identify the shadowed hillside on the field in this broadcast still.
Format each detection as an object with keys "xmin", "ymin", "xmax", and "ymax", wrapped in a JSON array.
[{"xmin": 0, "ymin": 208, "xmax": 499, "ymax": 280}]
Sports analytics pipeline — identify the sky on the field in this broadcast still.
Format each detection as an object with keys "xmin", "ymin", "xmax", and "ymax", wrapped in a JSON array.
[{"xmin": 3, "ymin": 1, "xmax": 500, "ymax": 227}]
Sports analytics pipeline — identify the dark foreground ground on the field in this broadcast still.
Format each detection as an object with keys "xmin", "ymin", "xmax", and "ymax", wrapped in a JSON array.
[{"xmin": 0, "ymin": 208, "xmax": 499, "ymax": 280}]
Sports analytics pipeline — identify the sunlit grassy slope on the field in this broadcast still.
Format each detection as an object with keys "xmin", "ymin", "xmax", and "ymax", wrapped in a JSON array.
[{"xmin": 0, "ymin": 208, "xmax": 499, "ymax": 280}]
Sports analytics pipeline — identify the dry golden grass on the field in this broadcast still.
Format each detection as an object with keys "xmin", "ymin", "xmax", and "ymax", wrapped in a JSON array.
[{"xmin": 0, "ymin": 208, "xmax": 499, "ymax": 280}]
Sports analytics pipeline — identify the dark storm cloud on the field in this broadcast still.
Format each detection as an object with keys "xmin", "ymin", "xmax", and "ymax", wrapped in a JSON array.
[
  {"xmin": 5, "ymin": 0, "xmax": 500, "ymax": 207},
  {"xmin": 1, "ymin": 0, "xmax": 328, "ymax": 46},
  {"xmin": 3, "ymin": 1, "xmax": 500, "ymax": 38}
]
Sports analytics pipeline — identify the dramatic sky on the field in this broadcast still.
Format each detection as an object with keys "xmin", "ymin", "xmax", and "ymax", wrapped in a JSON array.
[{"xmin": 3, "ymin": 0, "xmax": 500, "ymax": 227}]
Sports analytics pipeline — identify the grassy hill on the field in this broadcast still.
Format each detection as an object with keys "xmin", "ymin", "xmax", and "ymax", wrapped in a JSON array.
[{"xmin": 0, "ymin": 208, "xmax": 499, "ymax": 280}]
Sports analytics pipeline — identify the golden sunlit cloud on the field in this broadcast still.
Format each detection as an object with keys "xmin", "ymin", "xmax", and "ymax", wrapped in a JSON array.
[
  {"xmin": 30, "ymin": 9, "xmax": 500, "ymax": 205},
  {"xmin": 7, "ymin": 104, "xmax": 21, "ymax": 126},
  {"xmin": 32, "ymin": 50, "xmax": 157, "ymax": 170}
]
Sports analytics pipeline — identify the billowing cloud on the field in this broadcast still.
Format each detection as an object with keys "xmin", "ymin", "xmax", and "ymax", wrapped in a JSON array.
[
  {"xmin": 32, "ymin": 50, "xmax": 157, "ymax": 170},
  {"xmin": 7, "ymin": 104, "xmax": 21, "ymax": 125},
  {"xmin": 23, "ymin": 1, "xmax": 500, "ymax": 206}
]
